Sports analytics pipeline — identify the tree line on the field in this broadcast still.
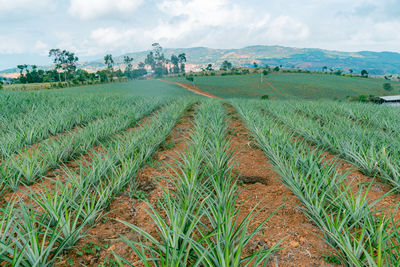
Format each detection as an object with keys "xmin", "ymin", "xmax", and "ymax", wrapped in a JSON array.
[{"xmin": 10, "ymin": 43, "xmax": 187, "ymax": 86}]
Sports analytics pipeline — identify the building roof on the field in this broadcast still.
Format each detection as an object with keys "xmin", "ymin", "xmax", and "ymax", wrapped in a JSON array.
[{"xmin": 379, "ymin": 95, "xmax": 400, "ymax": 101}]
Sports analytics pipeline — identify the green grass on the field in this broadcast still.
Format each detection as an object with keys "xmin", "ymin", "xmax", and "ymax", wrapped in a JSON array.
[
  {"xmin": 167, "ymin": 73, "xmax": 400, "ymax": 99},
  {"xmin": 2, "ymin": 79, "xmax": 195, "ymax": 97},
  {"xmin": 3, "ymin": 83, "xmax": 52, "ymax": 91},
  {"xmin": 44, "ymin": 79, "xmax": 195, "ymax": 97}
]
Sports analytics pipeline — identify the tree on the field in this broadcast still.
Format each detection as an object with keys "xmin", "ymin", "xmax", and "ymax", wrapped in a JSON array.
[
  {"xmin": 49, "ymin": 49, "xmax": 63, "ymax": 81},
  {"xmin": 170, "ymin": 54, "xmax": 180, "ymax": 74},
  {"xmin": 186, "ymin": 75, "xmax": 194, "ymax": 82},
  {"xmin": 349, "ymin": 69, "xmax": 353, "ymax": 74},
  {"xmin": 206, "ymin": 64, "xmax": 214, "ymax": 71},
  {"xmin": 253, "ymin": 62, "xmax": 258, "ymax": 68},
  {"xmin": 178, "ymin": 53, "xmax": 186, "ymax": 73},
  {"xmin": 49, "ymin": 49, "xmax": 78, "ymax": 82},
  {"xmin": 383, "ymin": 83, "xmax": 393, "ymax": 91},
  {"xmin": 220, "ymin": 60, "xmax": 232, "ymax": 71},
  {"xmin": 153, "ymin": 43, "xmax": 167, "ymax": 76},
  {"xmin": 334, "ymin": 69, "xmax": 343, "ymax": 75},
  {"xmin": 17, "ymin": 64, "xmax": 28, "ymax": 83},
  {"xmin": 138, "ymin": 62, "xmax": 145, "ymax": 69},
  {"xmin": 361, "ymin": 69, "xmax": 368, "ymax": 78},
  {"xmin": 17, "ymin": 64, "xmax": 28, "ymax": 76},
  {"xmin": 145, "ymin": 43, "xmax": 168, "ymax": 77},
  {"xmin": 322, "ymin": 66, "xmax": 328, "ymax": 72},
  {"xmin": 274, "ymin": 66, "xmax": 280, "ymax": 72},
  {"xmin": 124, "ymin": 56, "xmax": 134, "ymax": 78},
  {"xmin": 104, "ymin": 54, "xmax": 114, "ymax": 81},
  {"xmin": 104, "ymin": 54, "xmax": 114, "ymax": 71},
  {"xmin": 145, "ymin": 52, "xmax": 155, "ymax": 69},
  {"xmin": 62, "ymin": 51, "xmax": 79, "ymax": 82}
]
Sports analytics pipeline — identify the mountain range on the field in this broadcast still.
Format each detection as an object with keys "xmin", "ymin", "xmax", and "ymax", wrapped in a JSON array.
[{"xmin": 2, "ymin": 45, "xmax": 400, "ymax": 76}]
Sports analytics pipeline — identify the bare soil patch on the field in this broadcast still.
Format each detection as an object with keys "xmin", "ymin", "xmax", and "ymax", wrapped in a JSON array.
[{"xmin": 226, "ymin": 105, "xmax": 337, "ymax": 266}]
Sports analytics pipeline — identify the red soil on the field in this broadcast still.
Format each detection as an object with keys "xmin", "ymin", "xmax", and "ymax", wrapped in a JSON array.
[
  {"xmin": 262, "ymin": 78, "xmax": 285, "ymax": 97},
  {"xmin": 226, "ymin": 105, "xmax": 337, "ymax": 266},
  {"xmin": 59, "ymin": 106, "xmax": 196, "ymax": 266},
  {"xmin": 159, "ymin": 79, "xmax": 222, "ymax": 99}
]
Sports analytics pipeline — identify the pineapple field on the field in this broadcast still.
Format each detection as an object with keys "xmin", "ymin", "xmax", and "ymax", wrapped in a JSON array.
[{"xmin": 0, "ymin": 79, "xmax": 399, "ymax": 266}]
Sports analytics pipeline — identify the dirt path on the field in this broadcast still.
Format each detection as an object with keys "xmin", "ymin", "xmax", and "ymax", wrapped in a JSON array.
[
  {"xmin": 226, "ymin": 105, "xmax": 336, "ymax": 266},
  {"xmin": 262, "ymin": 78, "xmax": 286, "ymax": 97},
  {"xmin": 59, "ymin": 106, "xmax": 196, "ymax": 266},
  {"xmin": 159, "ymin": 79, "xmax": 222, "ymax": 99}
]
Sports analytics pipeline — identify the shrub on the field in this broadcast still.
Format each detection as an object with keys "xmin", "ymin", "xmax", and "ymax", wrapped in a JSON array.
[
  {"xmin": 72, "ymin": 78, "xmax": 80, "ymax": 85},
  {"xmin": 185, "ymin": 75, "xmax": 194, "ymax": 82},
  {"xmin": 383, "ymin": 83, "xmax": 393, "ymax": 91},
  {"xmin": 261, "ymin": 95, "xmax": 269, "ymax": 100}
]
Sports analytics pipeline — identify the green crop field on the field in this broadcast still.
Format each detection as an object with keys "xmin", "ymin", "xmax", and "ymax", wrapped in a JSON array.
[
  {"xmin": 2, "ymin": 79, "xmax": 195, "ymax": 97},
  {"xmin": 1, "ymin": 78, "xmax": 400, "ymax": 266},
  {"xmin": 47, "ymin": 79, "xmax": 195, "ymax": 97},
  {"xmin": 167, "ymin": 73, "xmax": 400, "ymax": 99}
]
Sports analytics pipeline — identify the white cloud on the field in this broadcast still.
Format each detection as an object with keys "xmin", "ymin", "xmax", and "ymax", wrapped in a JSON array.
[
  {"xmin": 69, "ymin": 0, "xmax": 143, "ymax": 20},
  {"xmin": 34, "ymin": 41, "xmax": 49, "ymax": 56},
  {"xmin": 154, "ymin": 0, "xmax": 309, "ymax": 47},
  {"xmin": 0, "ymin": 37, "xmax": 50, "ymax": 55},
  {"xmin": 266, "ymin": 16, "xmax": 310, "ymax": 42},
  {"xmin": 0, "ymin": 0, "xmax": 51, "ymax": 12},
  {"xmin": 72, "ymin": 0, "xmax": 311, "ymax": 55},
  {"xmin": 0, "ymin": 36, "xmax": 24, "ymax": 54},
  {"xmin": 2, "ymin": 0, "xmax": 400, "ymax": 70}
]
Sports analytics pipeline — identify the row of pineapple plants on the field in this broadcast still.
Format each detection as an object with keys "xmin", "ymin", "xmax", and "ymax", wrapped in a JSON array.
[
  {"xmin": 233, "ymin": 99, "xmax": 400, "ymax": 266},
  {"xmin": 116, "ymin": 100, "xmax": 281, "ymax": 266},
  {"xmin": 0, "ymin": 98, "xmax": 193, "ymax": 266},
  {"xmin": 0, "ymin": 98, "xmax": 169, "ymax": 197},
  {"xmin": 0, "ymin": 95, "xmax": 141, "ymax": 158},
  {"xmin": 262, "ymin": 100, "xmax": 400, "ymax": 191}
]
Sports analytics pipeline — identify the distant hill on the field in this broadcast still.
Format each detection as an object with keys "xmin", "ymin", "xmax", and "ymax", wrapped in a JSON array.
[{"xmin": 2, "ymin": 45, "xmax": 400, "ymax": 76}]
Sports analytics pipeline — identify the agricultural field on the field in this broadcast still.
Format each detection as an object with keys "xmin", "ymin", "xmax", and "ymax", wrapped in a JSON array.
[
  {"xmin": 166, "ymin": 73, "xmax": 400, "ymax": 99},
  {"xmin": 3, "ymin": 83, "xmax": 53, "ymax": 91},
  {"xmin": 2, "ymin": 79, "xmax": 195, "ymax": 97},
  {"xmin": 0, "ymin": 79, "xmax": 400, "ymax": 267}
]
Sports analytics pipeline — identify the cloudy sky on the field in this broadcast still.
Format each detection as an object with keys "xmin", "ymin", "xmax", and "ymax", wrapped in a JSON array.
[{"xmin": 0, "ymin": 0, "xmax": 399, "ymax": 69}]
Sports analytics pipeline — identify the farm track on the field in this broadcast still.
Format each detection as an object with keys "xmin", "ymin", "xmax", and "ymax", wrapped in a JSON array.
[
  {"xmin": 262, "ymin": 110, "xmax": 400, "ymax": 220},
  {"xmin": 262, "ymin": 78, "xmax": 285, "ymax": 98},
  {"xmin": 59, "ymin": 105, "xmax": 197, "ymax": 266},
  {"xmin": 226, "ymin": 105, "xmax": 336, "ymax": 266},
  {"xmin": 2, "ymin": 104, "xmax": 165, "ymax": 205},
  {"xmin": 159, "ymin": 79, "xmax": 222, "ymax": 99}
]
